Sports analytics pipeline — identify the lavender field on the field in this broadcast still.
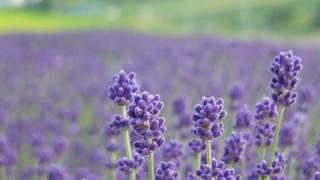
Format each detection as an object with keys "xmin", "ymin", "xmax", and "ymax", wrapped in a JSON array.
[{"xmin": 0, "ymin": 31, "xmax": 320, "ymax": 180}]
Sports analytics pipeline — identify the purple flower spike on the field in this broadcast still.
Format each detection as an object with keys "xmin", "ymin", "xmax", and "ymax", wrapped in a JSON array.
[
  {"xmin": 270, "ymin": 51, "xmax": 302, "ymax": 107},
  {"xmin": 256, "ymin": 151, "xmax": 285, "ymax": 177},
  {"xmin": 161, "ymin": 140, "xmax": 183, "ymax": 162},
  {"xmin": 188, "ymin": 139, "xmax": 206, "ymax": 154},
  {"xmin": 155, "ymin": 161, "xmax": 178, "ymax": 180},
  {"xmin": 229, "ymin": 83, "xmax": 245, "ymax": 111},
  {"xmin": 254, "ymin": 122, "xmax": 275, "ymax": 147},
  {"xmin": 192, "ymin": 96, "xmax": 226, "ymax": 140},
  {"xmin": 108, "ymin": 115, "xmax": 130, "ymax": 131},
  {"xmin": 255, "ymin": 97, "xmax": 278, "ymax": 121},
  {"xmin": 118, "ymin": 153, "xmax": 144, "ymax": 173},
  {"xmin": 222, "ymin": 132, "xmax": 245, "ymax": 164},
  {"xmin": 48, "ymin": 165, "xmax": 69, "ymax": 180},
  {"xmin": 217, "ymin": 168, "xmax": 241, "ymax": 180},
  {"xmin": 128, "ymin": 91, "xmax": 164, "ymax": 120},
  {"xmin": 196, "ymin": 157, "xmax": 225, "ymax": 179},
  {"xmin": 172, "ymin": 97, "xmax": 187, "ymax": 115},
  {"xmin": 186, "ymin": 173, "xmax": 196, "ymax": 180},
  {"xmin": 234, "ymin": 105, "xmax": 253, "ymax": 130},
  {"xmin": 108, "ymin": 70, "xmax": 139, "ymax": 106},
  {"xmin": 129, "ymin": 91, "xmax": 166, "ymax": 155}
]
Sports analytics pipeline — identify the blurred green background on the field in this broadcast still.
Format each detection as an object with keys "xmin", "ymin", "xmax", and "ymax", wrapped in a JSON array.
[{"xmin": 1, "ymin": 0, "xmax": 320, "ymax": 42}]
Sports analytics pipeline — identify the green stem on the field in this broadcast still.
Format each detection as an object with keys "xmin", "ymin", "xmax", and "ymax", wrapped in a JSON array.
[
  {"xmin": 258, "ymin": 146, "xmax": 267, "ymax": 180},
  {"xmin": 1, "ymin": 166, "xmax": 5, "ymax": 180},
  {"xmin": 148, "ymin": 138, "xmax": 155, "ymax": 180},
  {"xmin": 196, "ymin": 152, "xmax": 201, "ymax": 170},
  {"xmin": 261, "ymin": 146, "xmax": 266, "ymax": 161},
  {"xmin": 268, "ymin": 106, "xmax": 285, "ymax": 166},
  {"xmin": 206, "ymin": 139, "xmax": 212, "ymax": 165},
  {"xmin": 266, "ymin": 106, "xmax": 285, "ymax": 180},
  {"xmin": 111, "ymin": 151, "xmax": 117, "ymax": 180},
  {"xmin": 121, "ymin": 105, "xmax": 136, "ymax": 180}
]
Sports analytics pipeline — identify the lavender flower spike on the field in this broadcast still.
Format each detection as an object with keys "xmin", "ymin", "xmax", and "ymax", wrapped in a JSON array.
[
  {"xmin": 155, "ymin": 161, "xmax": 178, "ymax": 180},
  {"xmin": 108, "ymin": 70, "xmax": 140, "ymax": 180},
  {"xmin": 128, "ymin": 91, "xmax": 166, "ymax": 180},
  {"xmin": 270, "ymin": 50, "xmax": 302, "ymax": 107},
  {"xmin": 108, "ymin": 70, "xmax": 139, "ymax": 106},
  {"xmin": 192, "ymin": 96, "xmax": 226, "ymax": 166}
]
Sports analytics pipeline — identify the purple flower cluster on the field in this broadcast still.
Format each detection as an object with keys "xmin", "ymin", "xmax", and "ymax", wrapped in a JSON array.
[
  {"xmin": 47, "ymin": 165, "xmax": 69, "ymax": 180},
  {"xmin": 128, "ymin": 91, "xmax": 166, "ymax": 155},
  {"xmin": 161, "ymin": 140, "xmax": 183, "ymax": 162},
  {"xmin": 234, "ymin": 106, "xmax": 253, "ymax": 130},
  {"xmin": 254, "ymin": 122, "xmax": 275, "ymax": 147},
  {"xmin": 196, "ymin": 157, "xmax": 240, "ymax": 180},
  {"xmin": 118, "ymin": 154, "xmax": 144, "ymax": 173},
  {"xmin": 256, "ymin": 152, "xmax": 285, "ymax": 177},
  {"xmin": 108, "ymin": 70, "xmax": 139, "ymax": 106},
  {"xmin": 188, "ymin": 139, "xmax": 206, "ymax": 154},
  {"xmin": 222, "ymin": 132, "xmax": 245, "ymax": 164},
  {"xmin": 155, "ymin": 161, "xmax": 178, "ymax": 180},
  {"xmin": 108, "ymin": 115, "xmax": 130, "ymax": 131},
  {"xmin": 270, "ymin": 51, "xmax": 302, "ymax": 107},
  {"xmin": 192, "ymin": 97, "xmax": 226, "ymax": 140}
]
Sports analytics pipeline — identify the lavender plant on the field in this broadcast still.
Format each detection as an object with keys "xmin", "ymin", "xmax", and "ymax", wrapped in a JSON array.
[
  {"xmin": 0, "ymin": 31, "xmax": 317, "ymax": 180},
  {"xmin": 107, "ymin": 70, "xmax": 140, "ymax": 180}
]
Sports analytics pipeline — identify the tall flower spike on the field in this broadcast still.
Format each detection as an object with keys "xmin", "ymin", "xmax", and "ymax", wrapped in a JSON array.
[
  {"xmin": 108, "ymin": 70, "xmax": 139, "ymax": 106},
  {"xmin": 196, "ymin": 157, "xmax": 225, "ymax": 179},
  {"xmin": 192, "ymin": 96, "xmax": 226, "ymax": 140},
  {"xmin": 161, "ymin": 140, "xmax": 183, "ymax": 163},
  {"xmin": 47, "ymin": 165, "xmax": 69, "ymax": 180},
  {"xmin": 118, "ymin": 154, "xmax": 145, "ymax": 174},
  {"xmin": 222, "ymin": 132, "xmax": 245, "ymax": 164},
  {"xmin": 270, "ymin": 51, "xmax": 302, "ymax": 107},
  {"xmin": 155, "ymin": 161, "xmax": 178, "ymax": 180},
  {"xmin": 234, "ymin": 105, "xmax": 253, "ymax": 130},
  {"xmin": 255, "ymin": 97, "xmax": 278, "ymax": 121},
  {"xmin": 229, "ymin": 83, "xmax": 245, "ymax": 111},
  {"xmin": 188, "ymin": 139, "xmax": 206, "ymax": 155}
]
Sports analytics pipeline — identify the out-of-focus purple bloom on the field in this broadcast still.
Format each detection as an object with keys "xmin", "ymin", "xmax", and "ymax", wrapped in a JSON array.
[
  {"xmin": 217, "ymin": 168, "xmax": 241, "ymax": 180},
  {"xmin": 279, "ymin": 123, "xmax": 295, "ymax": 148},
  {"xmin": 234, "ymin": 105, "xmax": 253, "ymax": 130},
  {"xmin": 229, "ymin": 83, "xmax": 245, "ymax": 111},
  {"xmin": 161, "ymin": 140, "xmax": 183, "ymax": 162},
  {"xmin": 155, "ymin": 161, "xmax": 178, "ymax": 180},
  {"xmin": 255, "ymin": 97, "xmax": 278, "ymax": 121},
  {"xmin": 108, "ymin": 115, "xmax": 130, "ymax": 131},
  {"xmin": 196, "ymin": 157, "xmax": 225, "ymax": 179},
  {"xmin": 297, "ymin": 86, "xmax": 316, "ymax": 113},
  {"xmin": 47, "ymin": 165, "xmax": 69, "ymax": 180},
  {"xmin": 270, "ymin": 51, "xmax": 302, "ymax": 107},
  {"xmin": 254, "ymin": 122, "xmax": 275, "ymax": 147},
  {"xmin": 174, "ymin": 113, "xmax": 192, "ymax": 130},
  {"xmin": 108, "ymin": 70, "xmax": 139, "ymax": 106},
  {"xmin": 301, "ymin": 158, "xmax": 320, "ymax": 179},
  {"xmin": 312, "ymin": 172, "xmax": 320, "ymax": 180},
  {"xmin": 104, "ymin": 123, "xmax": 121, "ymax": 138},
  {"xmin": 256, "ymin": 152, "xmax": 285, "ymax": 177},
  {"xmin": 188, "ymin": 139, "xmax": 206, "ymax": 154},
  {"xmin": 172, "ymin": 97, "xmax": 187, "ymax": 115},
  {"xmin": 29, "ymin": 132, "xmax": 45, "ymax": 148},
  {"xmin": 192, "ymin": 96, "xmax": 226, "ymax": 140},
  {"xmin": 34, "ymin": 148, "xmax": 54, "ymax": 165},
  {"xmin": 118, "ymin": 153, "xmax": 144, "ymax": 173},
  {"xmin": 52, "ymin": 136, "xmax": 69, "ymax": 156},
  {"xmin": 186, "ymin": 172, "xmax": 196, "ymax": 180},
  {"xmin": 222, "ymin": 132, "xmax": 245, "ymax": 164}
]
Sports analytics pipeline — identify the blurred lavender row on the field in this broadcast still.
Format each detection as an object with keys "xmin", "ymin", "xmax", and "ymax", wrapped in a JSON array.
[{"xmin": 0, "ymin": 31, "xmax": 319, "ymax": 179}]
